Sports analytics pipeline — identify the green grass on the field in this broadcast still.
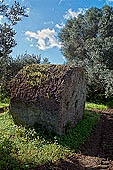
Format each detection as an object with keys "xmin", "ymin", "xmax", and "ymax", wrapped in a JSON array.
[
  {"xmin": 0, "ymin": 102, "xmax": 9, "ymax": 108},
  {"xmin": 0, "ymin": 110, "xmax": 100, "ymax": 170},
  {"xmin": 85, "ymin": 102, "xmax": 108, "ymax": 110},
  {"xmin": 59, "ymin": 110, "xmax": 100, "ymax": 150},
  {"xmin": 0, "ymin": 92, "xmax": 10, "ymax": 109}
]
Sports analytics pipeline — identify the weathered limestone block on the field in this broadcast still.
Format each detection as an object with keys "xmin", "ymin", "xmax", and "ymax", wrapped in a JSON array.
[{"xmin": 10, "ymin": 64, "xmax": 86, "ymax": 135}]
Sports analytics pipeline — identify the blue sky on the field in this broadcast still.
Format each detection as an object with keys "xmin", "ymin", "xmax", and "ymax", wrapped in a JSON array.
[{"xmin": 5, "ymin": 0, "xmax": 113, "ymax": 64}]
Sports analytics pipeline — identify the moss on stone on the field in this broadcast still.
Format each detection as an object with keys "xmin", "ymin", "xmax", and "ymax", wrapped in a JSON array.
[
  {"xmin": 22, "ymin": 64, "xmax": 70, "ymax": 87},
  {"xmin": 10, "ymin": 64, "xmax": 84, "ymax": 104},
  {"xmin": 10, "ymin": 64, "xmax": 86, "ymax": 135}
]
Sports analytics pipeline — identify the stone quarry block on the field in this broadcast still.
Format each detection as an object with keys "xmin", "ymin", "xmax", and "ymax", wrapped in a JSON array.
[{"xmin": 10, "ymin": 64, "xmax": 86, "ymax": 135}]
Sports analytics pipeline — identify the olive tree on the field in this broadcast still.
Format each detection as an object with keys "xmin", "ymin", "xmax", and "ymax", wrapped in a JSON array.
[
  {"xmin": 0, "ymin": 0, "xmax": 28, "ymax": 96},
  {"xmin": 59, "ymin": 5, "xmax": 113, "ymax": 101}
]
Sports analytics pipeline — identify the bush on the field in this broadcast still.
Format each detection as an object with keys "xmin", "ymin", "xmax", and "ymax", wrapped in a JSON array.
[{"xmin": 0, "ymin": 87, "xmax": 10, "ymax": 104}]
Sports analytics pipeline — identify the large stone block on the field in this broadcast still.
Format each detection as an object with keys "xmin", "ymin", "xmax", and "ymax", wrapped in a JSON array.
[{"xmin": 10, "ymin": 64, "xmax": 86, "ymax": 135}]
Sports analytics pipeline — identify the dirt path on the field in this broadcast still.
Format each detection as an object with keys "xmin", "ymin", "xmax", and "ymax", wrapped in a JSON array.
[{"xmin": 35, "ymin": 109, "xmax": 113, "ymax": 170}]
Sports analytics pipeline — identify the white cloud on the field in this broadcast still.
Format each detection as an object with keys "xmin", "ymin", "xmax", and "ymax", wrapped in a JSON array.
[
  {"xmin": 25, "ymin": 28, "xmax": 61, "ymax": 50},
  {"xmin": 64, "ymin": 8, "xmax": 87, "ymax": 20},
  {"xmin": 56, "ymin": 22, "xmax": 65, "ymax": 29}
]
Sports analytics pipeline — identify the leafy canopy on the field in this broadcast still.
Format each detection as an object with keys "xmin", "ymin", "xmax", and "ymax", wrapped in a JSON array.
[
  {"xmin": 0, "ymin": 1, "xmax": 28, "ymax": 94},
  {"xmin": 0, "ymin": 0, "xmax": 28, "ymax": 58},
  {"xmin": 59, "ymin": 5, "xmax": 113, "ymax": 99}
]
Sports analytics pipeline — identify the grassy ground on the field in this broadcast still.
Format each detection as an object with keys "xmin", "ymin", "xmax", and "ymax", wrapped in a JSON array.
[
  {"xmin": 0, "ymin": 94, "xmax": 9, "ymax": 109},
  {"xmin": 0, "ymin": 108, "xmax": 100, "ymax": 170},
  {"xmin": 85, "ymin": 102, "xmax": 108, "ymax": 110},
  {"xmin": 0, "ymin": 102, "xmax": 9, "ymax": 108}
]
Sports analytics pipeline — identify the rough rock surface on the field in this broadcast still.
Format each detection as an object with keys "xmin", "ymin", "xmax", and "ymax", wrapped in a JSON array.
[{"xmin": 10, "ymin": 64, "xmax": 86, "ymax": 135}]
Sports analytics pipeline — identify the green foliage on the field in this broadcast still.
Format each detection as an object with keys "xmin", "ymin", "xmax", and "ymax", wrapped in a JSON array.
[
  {"xmin": 0, "ymin": 0, "xmax": 28, "ymax": 62},
  {"xmin": 13, "ymin": 53, "xmax": 41, "ymax": 67},
  {"xmin": 0, "ymin": 2, "xmax": 50, "ymax": 96},
  {"xmin": 59, "ymin": 5, "xmax": 113, "ymax": 99},
  {"xmin": 0, "ymin": 110, "xmax": 100, "ymax": 169},
  {"xmin": 0, "ymin": 1, "xmax": 28, "ymax": 58},
  {"xmin": 106, "ymin": 99, "xmax": 113, "ymax": 108},
  {"xmin": 0, "ymin": 103, "xmax": 9, "ymax": 109},
  {"xmin": 42, "ymin": 57, "xmax": 51, "ymax": 64},
  {"xmin": 9, "ymin": 53, "xmax": 41, "ymax": 81},
  {"xmin": 0, "ymin": 1, "xmax": 28, "ymax": 95},
  {"xmin": 0, "ymin": 87, "xmax": 10, "ymax": 104},
  {"xmin": 0, "ymin": 112, "xmax": 71, "ymax": 169}
]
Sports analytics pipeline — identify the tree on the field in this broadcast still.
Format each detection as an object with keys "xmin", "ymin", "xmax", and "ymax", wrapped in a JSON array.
[
  {"xmin": 59, "ymin": 5, "xmax": 113, "ymax": 101},
  {"xmin": 7, "ymin": 53, "xmax": 50, "ymax": 80},
  {"xmin": 0, "ymin": 1, "xmax": 28, "ymax": 58},
  {"xmin": 0, "ymin": 1, "xmax": 28, "ymax": 67},
  {"xmin": 8, "ymin": 53, "xmax": 50, "ymax": 80},
  {"xmin": 42, "ymin": 57, "xmax": 51, "ymax": 64},
  {"xmin": 0, "ymin": 0, "xmax": 28, "ymax": 85},
  {"xmin": 0, "ymin": 0, "xmax": 28, "ymax": 91}
]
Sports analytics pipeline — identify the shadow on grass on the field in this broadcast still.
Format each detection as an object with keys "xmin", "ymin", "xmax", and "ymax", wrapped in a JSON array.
[
  {"xmin": 0, "ymin": 137, "xmax": 100, "ymax": 170},
  {"xmin": 32, "ymin": 111, "xmax": 107, "ymax": 170},
  {"xmin": 33, "ymin": 110, "xmax": 100, "ymax": 151},
  {"xmin": 0, "ymin": 109, "xmax": 105, "ymax": 170},
  {"xmin": 1, "ymin": 110, "xmax": 101, "ymax": 170},
  {"xmin": 0, "ymin": 138, "xmax": 28, "ymax": 170}
]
